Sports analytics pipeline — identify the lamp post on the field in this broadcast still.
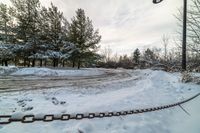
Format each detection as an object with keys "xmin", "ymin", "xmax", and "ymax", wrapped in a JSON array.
[{"xmin": 153, "ymin": 0, "xmax": 187, "ymax": 71}]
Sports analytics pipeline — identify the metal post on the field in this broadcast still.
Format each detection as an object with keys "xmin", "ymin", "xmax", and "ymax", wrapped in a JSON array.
[
  {"xmin": 182, "ymin": 0, "xmax": 187, "ymax": 71},
  {"xmin": 153, "ymin": 0, "xmax": 187, "ymax": 71}
]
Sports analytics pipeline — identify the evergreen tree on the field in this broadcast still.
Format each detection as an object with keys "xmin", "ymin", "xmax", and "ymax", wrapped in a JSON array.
[
  {"xmin": 0, "ymin": 2, "xmax": 100, "ymax": 67},
  {"xmin": 67, "ymin": 8, "xmax": 101, "ymax": 69},
  {"xmin": 0, "ymin": 44, "xmax": 14, "ymax": 66},
  {"xmin": 11, "ymin": 0, "xmax": 41, "ymax": 67},
  {"xmin": 144, "ymin": 48, "xmax": 156, "ymax": 62},
  {"xmin": 44, "ymin": 3, "xmax": 68, "ymax": 67},
  {"xmin": 47, "ymin": 3, "xmax": 64, "ymax": 50},
  {"xmin": 133, "ymin": 48, "xmax": 140, "ymax": 64},
  {"xmin": 0, "ymin": 3, "xmax": 16, "ymax": 43}
]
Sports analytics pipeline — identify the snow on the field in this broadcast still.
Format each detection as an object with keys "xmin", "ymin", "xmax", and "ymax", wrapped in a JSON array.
[
  {"xmin": 0, "ymin": 67, "xmax": 104, "ymax": 77},
  {"xmin": 193, "ymin": 72, "xmax": 200, "ymax": 77},
  {"xmin": 0, "ymin": 68, "xmax": 200, "ymax": 133},
  {"xmin": 0, "ymin": 66, "xmax": 18, "ymax": 75}
]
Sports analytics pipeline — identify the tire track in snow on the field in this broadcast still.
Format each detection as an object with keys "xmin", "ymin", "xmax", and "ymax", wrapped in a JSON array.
[{"xmin": 0, "ymin": 69, "xmax": 133, "ymax": 93}]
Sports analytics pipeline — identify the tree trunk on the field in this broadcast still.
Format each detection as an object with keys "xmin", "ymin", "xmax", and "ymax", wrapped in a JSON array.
[
  {"xmin": 62, "ymin": 60, "xmax": 65, "ymax": 67},
  {"xmin": 40, "ymin": 60, "xmax": 42, "ymax": 67},
  {"xmin": 5, "ymin": 61, "xmax": 8, "ymax": 66},
  {"xmin": 56, "ymin": 59, "xmax": 59, "ymax": 67},
  {"xmin": 72, "ymin": 60, "xmax": 75, "ymax": 68},
  {"xmin": 44, "ymin": 60, "xmax": 47, "ymax": 67},
  {"xmin": 32, "ymin": 59, "xmax": 35, "ymax": 67},
  {"xmin": 53, "ymin": 60, "xmax": 56, "ymax": 67},
  {"xmin": 78, "ymin": 60, "xmax": 81, "ymax": 69},
  {"xmin": 1, "ymin": 60, "xmax": 3, "ymax": 66},
  {"xmin": 24, "ymin": 58, "xmax": 26, "ymax": 67},
  {"xmin": 28, "ymin": 60, "xmax": 30, "ymax": 67},
  {"xmin": 14, "ymin": 57, "xmax": 17, "ymax": 66}
]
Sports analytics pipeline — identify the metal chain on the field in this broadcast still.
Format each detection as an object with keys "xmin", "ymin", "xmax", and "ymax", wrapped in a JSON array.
[{"xmin": 1, "ymin": 93, "xmax": 200, "ymax": 124}]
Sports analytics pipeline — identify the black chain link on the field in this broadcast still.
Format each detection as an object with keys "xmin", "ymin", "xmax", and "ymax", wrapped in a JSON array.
[{"xmin": 0, "ymin": 93, "xmax": 200, "ymax": 124}]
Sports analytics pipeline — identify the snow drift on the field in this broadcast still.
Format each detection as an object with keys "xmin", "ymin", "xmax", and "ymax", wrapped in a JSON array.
[{"xmin": 0, "ymin": 67, "xmax": 104, "ymax": 77}]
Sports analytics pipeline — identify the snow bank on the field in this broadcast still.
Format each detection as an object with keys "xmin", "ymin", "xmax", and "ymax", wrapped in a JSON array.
[
  {"xmin": 6, "ymin": 67, "xmax": 104, "ymax": 77},
  {"xmin": 0, "ymin": 66, "xmax": 18, "ymax": 75}
]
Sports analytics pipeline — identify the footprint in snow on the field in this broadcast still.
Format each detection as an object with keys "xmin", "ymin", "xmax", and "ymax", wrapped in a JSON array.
[
  {"xmin": 52, "ymin": 97, "xmax": 59, "ymax": 105},
  {"xmin": 60, "ymin": 101, "xmax": 66, "ymax": 105},
  {"xmin": 22, "ymin": 106, "xmax": 33, "ymax": 112},
  {"xmin": 17, "ymin": 100, "xmax": 27, "ymax": 107},
  {"xmin": 12, "ymin": 108, "xmax": 17, "ymax": 113},
  {"xmin": 51, "ymin": 97, "xmax": 67, "ymax": 105},
  {"xmin": 17, "ymin": 98, "xmax": 32, "ymax": 108}
]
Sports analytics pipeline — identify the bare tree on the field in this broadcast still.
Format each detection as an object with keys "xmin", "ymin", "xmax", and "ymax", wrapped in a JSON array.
[
  {"xmin": 187, "ymin": 0, "xmax": 200, "ymax": 54},
  {"xmin": 112, "ymin": 53, "xmax": 119, "ymax": 62},
  {"xmin": 175, "ymin": 0, "xmax": 200, "ymax": 55},
  {"xmin": 162, "ymin": 34, "xmax": 169, "ymax": 61},
  {"xmin": 101, "ymin": 46, "xmax": 112, "ymax": 62},
  {"xmin": 174, "ymin": 0, "xmax": 200, "ymax": 70}
]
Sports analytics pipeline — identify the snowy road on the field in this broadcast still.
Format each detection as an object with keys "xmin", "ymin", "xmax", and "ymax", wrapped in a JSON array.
[
  {"xmin": 0, "ymin": 68, "xmax": 200, "ymax": 133},
  {"xmin": 0, "ymin": 68, "xmax": 132, "ymax": 93}
]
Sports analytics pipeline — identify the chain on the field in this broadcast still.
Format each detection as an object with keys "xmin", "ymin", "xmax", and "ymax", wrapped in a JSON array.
[{"xmin": 1, "ymin": 93, "xmax": 200, "ymax": 124}]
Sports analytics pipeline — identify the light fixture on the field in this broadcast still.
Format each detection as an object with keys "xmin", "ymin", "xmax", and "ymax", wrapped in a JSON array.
[{"xmin": 152, "ymin": 0, "xmax": 163, "ymax": 4}]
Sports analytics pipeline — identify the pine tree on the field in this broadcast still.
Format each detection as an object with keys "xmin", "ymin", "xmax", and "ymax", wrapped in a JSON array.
[
  {"xmin": 11, "ymin": 0, "xmax": 41, "ymax": 67},
  {"xmin": 44, "ymin": 3, "xmax": 68, "ymax": 67},
  {"xmin": 144, "ymin": 48, "xmax": 156, "ymax": 63},
  {"xmin": 47, "ymin": 3, "xmax": 64, "ymax": 50},
  {"xmin": 0, "ymin": 3, "xmax": 9, "ymax": 43},
  {"xmin": 67, "ymin": 8, "xmax": 101, "ymax": 69},
  {"xmin": 0, "ymin": 3, "xmax": 16, "ymax": 43},
  {"xmin": 133, "ymin": 48, "xmax": 140, "ymax": 64}
]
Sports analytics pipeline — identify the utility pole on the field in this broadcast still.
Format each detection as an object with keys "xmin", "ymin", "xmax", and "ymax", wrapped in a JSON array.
[
  {"xmin": 182, "ymin": 0, "xmax": 187, "ymax": 71},
  {"xmin": 153, "ymin": 0, "xmax": 187, "ymax": 71}
]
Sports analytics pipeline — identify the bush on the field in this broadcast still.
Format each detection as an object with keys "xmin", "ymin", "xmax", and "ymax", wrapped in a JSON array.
[{"xmin": 181, "ymin": 71, "xmax": 200, "ymax": 84}]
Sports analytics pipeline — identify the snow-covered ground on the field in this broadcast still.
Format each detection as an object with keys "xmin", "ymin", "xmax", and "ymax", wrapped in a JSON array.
[
  {"xmin": 0, "ymin": 66, "xmax": 104, "ymax": 77},
  {"xmin": 0, "ymin": 66, "xmax": 18, "ymax": 75},
  {"xmin": 0, "ymin": 67, "xmax": 199, "ymax": 133}
]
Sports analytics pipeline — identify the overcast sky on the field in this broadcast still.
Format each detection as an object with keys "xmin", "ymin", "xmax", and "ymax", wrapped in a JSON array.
[{"xmin": 2, "ymin": 0, "xmax": 183, "ymax": 55}]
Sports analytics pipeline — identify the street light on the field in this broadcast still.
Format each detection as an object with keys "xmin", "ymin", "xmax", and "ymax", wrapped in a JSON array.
[
  {"xmin": 153, "ymin": 0, "xmax": 187, "ymax": 71},
  {"xmin": 153, "ymin": 0, "xmax": 163, "ymax": 4}
]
